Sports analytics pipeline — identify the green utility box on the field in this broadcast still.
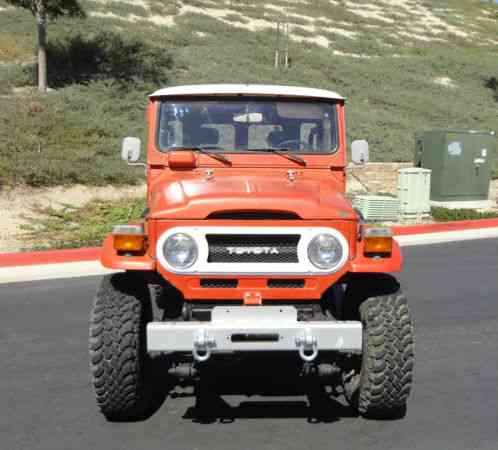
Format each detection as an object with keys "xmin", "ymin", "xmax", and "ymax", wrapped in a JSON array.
[{"xmin": 414, "ymin": 130, "xmax": 495, "ymax": 201}]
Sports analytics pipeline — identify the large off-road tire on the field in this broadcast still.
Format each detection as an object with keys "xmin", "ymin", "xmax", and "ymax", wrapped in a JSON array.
[
  {"xmin": 344, "ymin": 274, "xmax": 414, "ymax": 419},
  {"xmin": 89, "ymin": 272, "xmax": 155, "ymax": 421}
]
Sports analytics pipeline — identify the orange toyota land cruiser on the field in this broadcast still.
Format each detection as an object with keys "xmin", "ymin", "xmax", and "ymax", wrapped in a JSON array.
[{"xmin": 89, "ymin": 84, "xmax": 414, "ymax": 421}]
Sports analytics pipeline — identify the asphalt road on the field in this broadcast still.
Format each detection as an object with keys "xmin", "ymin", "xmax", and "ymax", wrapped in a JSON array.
[{"xmin": 1, "ymin": 239, "xmax": 497, "ymax": 450}]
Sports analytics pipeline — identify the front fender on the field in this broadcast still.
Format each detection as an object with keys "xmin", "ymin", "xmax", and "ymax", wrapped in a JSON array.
[
  {"xmin": 100, "ymin": 235, "xmax": 156, "ymax": 271},
  {"xmin": 349, "ymin": 238, "xmax": 403, "ymax": 273}
]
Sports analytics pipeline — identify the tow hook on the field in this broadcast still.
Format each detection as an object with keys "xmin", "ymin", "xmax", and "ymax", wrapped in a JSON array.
[
  {"xmin": 193, "ymin": 329, "xmax": 216, "ymax": 362},
  {"xmin": 296, "ymin": 328, "xmax": 318, "ymax": 362}
]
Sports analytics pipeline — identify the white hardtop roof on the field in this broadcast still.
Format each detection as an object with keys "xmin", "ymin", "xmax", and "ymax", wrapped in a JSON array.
[{"xmin": 149, "ymin": 84, "xmax": 344, "ymax": 101}]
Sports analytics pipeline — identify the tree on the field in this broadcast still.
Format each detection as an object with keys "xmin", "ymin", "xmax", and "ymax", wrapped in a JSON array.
[{"xmin": 6, "ymin": 0, "xmax": 84, "ymax": 93}]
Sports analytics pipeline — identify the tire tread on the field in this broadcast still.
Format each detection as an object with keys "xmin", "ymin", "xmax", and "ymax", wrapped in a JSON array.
[
  {"xmin": 344, "ymin": 274, "xmax": 414, "ymax": 419},
  {"xmin": 89, "ymin": 273, "xmax": 153, "ymax": 421},
  {"xmin": 359, "ymin": 292, "xmax": 414, "ymax": 419}
]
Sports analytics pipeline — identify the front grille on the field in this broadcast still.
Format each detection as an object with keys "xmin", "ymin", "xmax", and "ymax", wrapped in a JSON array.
[
  {"xmin": 268, "ymin": 279, "xmax": 305, "ymax": 288},
  {"xmin": 200, "ymin": 279, "xmax": 238, "ymax": 288},
  {"xmin": 206, "ymin": 234, "xmax": 300, "ymax": 263}
]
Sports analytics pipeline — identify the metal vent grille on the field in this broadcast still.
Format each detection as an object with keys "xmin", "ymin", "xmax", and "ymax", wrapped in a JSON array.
[
  {"xmin": 268, "ymin": 279, "xmax": 305, "ymax": 288},
  {"xmin": 206, "ymin": 234, "xmax": 300, "ymax": 263},
  {"xmin": 200, "ymin": 279, "xmax": 238, "ymax": 288},
  {"xmin": 353, "ymin": 195, "xmax": 400, "ymax": 222}
]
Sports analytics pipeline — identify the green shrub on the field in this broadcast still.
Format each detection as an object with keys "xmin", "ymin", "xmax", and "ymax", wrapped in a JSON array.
[
  {"xmin": 484, "ymin": 76, "xmax": 498, "ymax": 101},
  {"xmin": 22, "ymin": 31, "xmax": 174, "ymax": 88},
  {"xmin": 22, "ymin": 197, "xmax": 146, "ymax": 249},
  {"xmin": 0, "ymin": 82, "xmax": 148, "ymax": 187},
  {"xmin": 431, "ymin": 207, "xmax": 498, "ymax": 222},
  {"xmin": 0, "ymin": 34, "xmax": 26, "ymax": 61},
  {"xmin": 1, "ymin": 0, "xmax": 498, "ymax": 187}
]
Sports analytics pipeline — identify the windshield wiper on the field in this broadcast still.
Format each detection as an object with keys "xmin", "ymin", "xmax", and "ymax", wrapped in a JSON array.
[
  {"xmin": 167, "ymin": 146, "xmax": 232, "ymax": 166},
  {"xmin": 244, "ymin": 148, "xmax": 306, "ymax": 166}
]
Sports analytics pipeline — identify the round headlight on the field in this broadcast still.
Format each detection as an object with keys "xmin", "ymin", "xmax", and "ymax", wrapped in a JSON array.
[
  {"xmin": 308, "ymin": 233, "xmax": 344, "ymax": 270},
  {"xmin": 163, "ymin": 233, "xmax": 198, "ymax": 269}
]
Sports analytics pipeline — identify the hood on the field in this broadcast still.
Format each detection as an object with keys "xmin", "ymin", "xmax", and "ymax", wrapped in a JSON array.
[{"xmin": 149, "ymin": 173, "xmax": 355, "ymax": 220}]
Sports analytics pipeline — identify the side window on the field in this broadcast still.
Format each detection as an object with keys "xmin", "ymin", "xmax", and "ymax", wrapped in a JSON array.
[{"xmin": 248, "ymin": 125, "xmax": 282, "ymax": 148}]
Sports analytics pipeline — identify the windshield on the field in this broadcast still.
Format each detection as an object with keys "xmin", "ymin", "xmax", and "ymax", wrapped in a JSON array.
[{"xmin": 157, "ymin": 98, "xmax": 338, "ymax": 153}]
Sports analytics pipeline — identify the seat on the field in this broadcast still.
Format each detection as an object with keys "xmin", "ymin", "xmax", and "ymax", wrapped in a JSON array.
[
  {"xmin": 267, "ymin": 130, "xmax": 287, "ymax": 148},
  {"xmin": 308, "ymin": 126, "xmax": 323, "ymax": 151},
  {"xmin": 193, "ymin": 127, "xmax": 220, "ymax": 147}
]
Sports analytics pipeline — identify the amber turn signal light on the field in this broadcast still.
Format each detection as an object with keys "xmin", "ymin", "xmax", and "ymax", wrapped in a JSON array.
[
  {"xmin": 113, "ymin": 225, "xmax": 146, "ymax": 252},
  {"xmin": 363, "ymin": 227, "xmax": 393, "ymax": 255}
]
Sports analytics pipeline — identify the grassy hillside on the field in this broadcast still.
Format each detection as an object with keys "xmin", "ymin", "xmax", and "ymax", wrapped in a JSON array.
[{"xmin": 1, "ymin": 0, "xmax": 497, "ymax": 187}]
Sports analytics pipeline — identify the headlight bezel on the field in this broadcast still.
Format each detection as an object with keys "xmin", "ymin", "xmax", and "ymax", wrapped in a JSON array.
[
  {"xmin": 307, "ymin": 232, "xmax": 348, "ymax": 272},
  {"xmin": 162, "ymin": 232, "xmax": 198, "ymax": 270}
]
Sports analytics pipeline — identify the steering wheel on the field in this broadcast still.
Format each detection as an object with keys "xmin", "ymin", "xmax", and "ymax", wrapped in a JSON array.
[{"xmin": 276, "ymin": 139, "xmax": 308, "ymax": 151}]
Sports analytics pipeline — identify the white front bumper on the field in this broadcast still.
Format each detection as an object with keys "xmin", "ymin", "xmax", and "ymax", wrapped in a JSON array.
[{"xmin": 147, "ymin": 306, "xmax": 362, "ymax": 362}]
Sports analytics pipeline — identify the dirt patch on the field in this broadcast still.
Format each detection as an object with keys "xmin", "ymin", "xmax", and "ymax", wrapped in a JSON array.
[
  {"xmin": 90, "ymin": 0, "xmax": 150, "ymax": 9},
  {"xmin": 344, "ymin": 0, "xmax": 473, "ymax": 42},
  {"xmin": 0, "ymin": 184, "xmax": 146, "ymax": 253},
  {"xmin": 84, "ymin": 0, "xmax": 491, "ymax": 51},
  {"xmin": 333, "ymin": 50, "xmax": 374, "ymax": 58},
  {"xmin": 90, "ymin": 10, "xmax": 176, "ymax": 26},
  {"xmin": 344, "ymin": 2, "xmax": 395, "ymax": 24},
  {"xmin": 433, "ymin": 76, "xmax": 457, "ymax": 88},
  {"xmin": 89, "ymin": 11, "xmax": 142, "ymax": 22}
]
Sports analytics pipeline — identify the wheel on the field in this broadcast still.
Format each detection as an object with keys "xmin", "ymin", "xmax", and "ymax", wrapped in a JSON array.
[
  {"xmin": 89, "ymin": 272, "xmax": 156, "ymax": 421},
  {"xmin": 343, "ymin": 274, "xmax": 414, "ymax": 419}
]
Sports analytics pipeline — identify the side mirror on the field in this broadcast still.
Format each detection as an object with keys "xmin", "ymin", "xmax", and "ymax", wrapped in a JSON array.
[
  {"xmin": 351, "ymin": 139, "xmax": 369, "ymax": 165},
  {"xmin": 121, "ymin": 137, "xmax": 141, "ymax": 163}
]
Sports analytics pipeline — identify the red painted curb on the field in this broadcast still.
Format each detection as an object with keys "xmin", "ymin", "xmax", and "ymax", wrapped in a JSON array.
[
  {"xmin": 0, "ymin": 247, "xmax": 100, "ymax": 268},
  {"xmin": 0, "ymin": 218, "xmax": 497, "ymax": 268}
]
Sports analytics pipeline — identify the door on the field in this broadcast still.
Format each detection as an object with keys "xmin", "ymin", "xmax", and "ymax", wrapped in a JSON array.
[
  {"xmin": 467, "ymin": 133, "xmax": 493, "ymax": 199},
  {"xmin": 441, "ymin": 132, "xmax": 469, "ymax": 200}
]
